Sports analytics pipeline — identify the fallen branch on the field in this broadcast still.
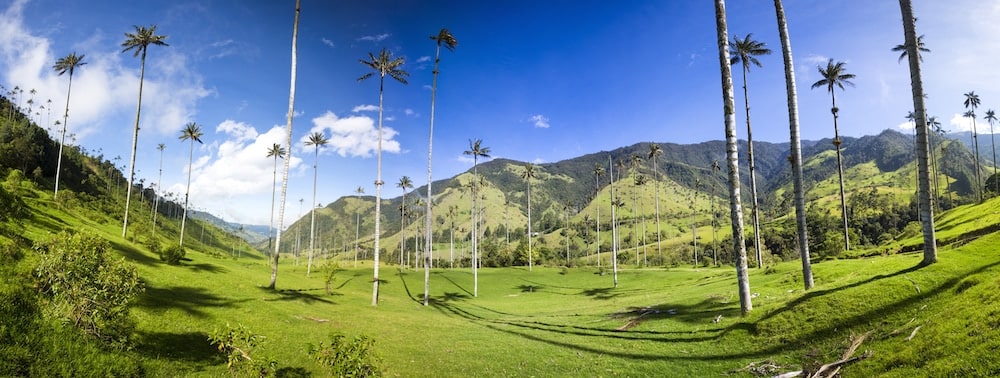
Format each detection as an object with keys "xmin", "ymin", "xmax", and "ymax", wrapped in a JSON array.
[
  {"xmin": 905, "ymin": 325, "xmax": 921, "ymax": 341},
  {"xmin": 770, "ymin": 331, "xmax": 873, "ymax": 378}
]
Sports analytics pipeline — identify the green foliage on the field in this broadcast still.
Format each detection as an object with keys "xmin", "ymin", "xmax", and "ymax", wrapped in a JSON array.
[
  {"xmin": 209, "ymin": 323, "xmax": 277, "ymax": 377},
  {"xmin": 0, "ymin": 181, "xmax": 28, "ymax": 224},
  {"xmin": 33, "ymin": 231, "xmax": 144, "ymax": 347},
  {"xmin": 308, "ymin": 333, "xmax": 382, "ymax": 377},
  {"xmin": 322, "ymin": 262, "xmax": 342, "ymax": 295},
  {"xmin": 159, "ymin": 243, "xmax": 185, "ymax": 265}
]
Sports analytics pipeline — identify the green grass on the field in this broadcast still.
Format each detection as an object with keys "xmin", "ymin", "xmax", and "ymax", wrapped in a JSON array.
[{"xmin": 8, "ymin": 184, "xmax": 1000, "ymax": 377}]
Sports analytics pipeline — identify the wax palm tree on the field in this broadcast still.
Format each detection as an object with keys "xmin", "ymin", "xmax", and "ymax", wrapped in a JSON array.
[
  {"xmin": 179, "ymin": 122, "xmax": 203, "ymax": 246},
  {"xmin": 153, "ymin": 143, "xmax": 165, "ymax": 238},
  {"xmin": 463, "ymin": 139, "xmax": 490, "ymax": 296},
  {"xmin": 425, "ymin": 28, "xmax": 457, "ymax": 306},
  {"xmin": 305, "ymin": 131, "xmax": 329, "ymax": 277},
  {"xmin": 771, "ymin": 0, "xmax": 814, "ymax": 288},
  {"xmin": 121, "ymin": 24, "xmax": 168, "ymax": 238},
  {"xmin": 984, "ymin": 110, "xmax": 998, "ymax": 194},
  {"xmin": 354, "ymin": 186, "xmax": 365, "ymax": 267},
  {"xmin": 730, "ymin": 33, "xmax": 771, "ymax": 268},
  {"xmin": 270, "ymin": 0, "xmax": 300, "ymax": 290},
  {"xmin": 447, "ymin": 204, "xmax": 458, "ymax": 268},
  {"xmin": 715, "ymin": 0, "xmax": 753, "ymax": 314},
  {"xmin": 891, "ymin": 34, "xmax": 930, "ymax": 63},
  {"xmin": 521, "ymin": 164, "xmax": 537, "ymax": 271},
  {"xmin": 811, "ymin": 59, "xmax": 855, "ymax": 252},
  {"xmin": 928, "ymin": 116, "xmax": 943, "ymax": 203},
  {"xmin": 359, "ymin": 47, "xmax": 409, "ymax": 306},
  {"xmin": 52, "ymin": 52, "xmax": 86, "ymax": 199},
  {"xmin": 266, "ymin": 143, "xmax": 286, "ymax": 254},
  {"xmin": 646, "ymin": 144, "xmax": 663, "ymax": 260},
  {"xmin": 634, "ymin": 174, "xmax": 648, "ymax": 266},
  {"xmin": 608, "ymin": 156, "xmax": 620, "ymax": 287},
  {"xmin": 964, "ymin": 91, "xmax": 983, "ymax": 202},
  {"xmin": 397, "ymin": 175, "xmax": 413, "ymax": 266},
  {"xmin": 900, "ymin": 0, "xmax": 937, "ymax": 265},
  {"xmin": 593, "ymin": 164, "xmax": 605, "ymax": 267}
]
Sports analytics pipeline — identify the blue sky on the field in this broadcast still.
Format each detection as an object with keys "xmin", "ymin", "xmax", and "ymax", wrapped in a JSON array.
[{"xmin": 1, "ymin": 0, "xmax": 998, "ymax": 226}]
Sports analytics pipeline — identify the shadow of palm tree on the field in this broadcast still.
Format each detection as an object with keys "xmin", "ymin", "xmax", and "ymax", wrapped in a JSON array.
[
  {"xmin": 187, "ymin": 262, "xmax": 227, "ymax": 273},
  {"xmin": 135, "ymin": 330, "xmax": 223, "ymax": 364},
  {"xmin": 110, "ymin": 240, "xmax": 158, "ymax": 266},
  {"xmin": 140, "ymin": 285, "xmax": 250, "ymax": 318},
  {"xmin": 438, "ymin": 272, "xmax": 473, "ymax": 297},
  {"xmin": 258, "ymin": 287, "xmax": 336, "ymax": 304},
  {"xmin": 516, "ymin": 284, "xmax": 543, "ymax": 293},
  {"xmin": 580, "ymin": 287, "xmax": 620, "ymax": 300}
]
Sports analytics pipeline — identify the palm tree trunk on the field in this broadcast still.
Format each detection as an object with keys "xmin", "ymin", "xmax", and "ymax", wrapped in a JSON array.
[
  {"xmin": 972, "ymin": 119, "xmax": 983, "ymax": 202},
  {"xmin": 652, "ymin": 159, "xmax": 661, "ymax": 262},
  {"xmin": 609, "ymin": 155, "xmax": 618, "ymax": 287},
  {"xmin": 270, "ymin": 0, "xmax": 300, "ymax": 290},
  {"xmin": 715, "ymin": 0, "xmax": 752, "ymax": 314},
  {"xmin": 831, "ymin": 91, "xmax": 850, "ymax": 251},
  {"xmin": 527, "ymin": 177, "xmax": 533, "ymax": 271},
  {"xmin": 596, "ymin": 176, "xmax": 601, "ymax": 268},
  {"xmin": 424, "ymin": 43, "xmax": 445, "ymax": 306},
  {"xmin": 180, "ymin": 139, "xmax": 193, "ymax": 246},
  {"xmin": 472, "ymin": 162, "xmax": 479, "ymax": 297},
  {"xmin": 899, "ymin": 0, "xmax": 937, "ymax": 264},
  {"xmin": 268, "ymin": 156, "xmax": 278, "ymax": 256},
  {"xmin": 308, "ymin": 149, "xmax": 318, "ymax": 277},
  {"xmin": 122, "ymin": 48, "xmax": 148, "ymax": 238},
  {"xmin": 774, "ymin": 0, "xmax": 813, "ymax": 289},
  {"xmin": 54, "ymin": 72, "xmax": 74, "ymax": 198},
  {"xmin": 372, "ymin": 75, "xmax": 386, "ymax": 306},
  {"xmin": 741, "ymin": 65, "xmax": 764, "ymax": 268}
]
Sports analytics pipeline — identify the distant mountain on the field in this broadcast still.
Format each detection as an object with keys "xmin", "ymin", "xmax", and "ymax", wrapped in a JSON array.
[
  {"xmin": 275, "ymin": 128, "xmax": 985, "ymax": 261},
  {"xmin": 190, "ymin": 210, "xmax": 269, "ymax": 243}
]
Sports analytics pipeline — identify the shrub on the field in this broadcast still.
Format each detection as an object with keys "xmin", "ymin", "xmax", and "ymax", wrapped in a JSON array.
[
  {"xmin": 308, "ymin": 333, "xmax": 382, "ymax": 377},
  {"xmin": 33, "ymin": 231, "xmax": 144, "ymax": 347},
  {"xmin": 209, "ymin": 323, "xmax": 277, "ymax": 377},
  {"xmin": 160, "ymin": 243, "xmax": 186, "ymax": 265}
]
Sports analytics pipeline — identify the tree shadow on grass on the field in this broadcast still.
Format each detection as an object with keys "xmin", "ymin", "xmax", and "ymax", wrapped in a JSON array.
[
  {"xmin": 516, "ymin": 284, "xmax": 544, "ymax": 293},
  {"xmin": 186, "ymin": 262, "xmax": 227, "ymax": 273},
  {"xmin": 110, "ymin": 240, "xmax": 158, "ymax": 266},
  {"xmin": 258, "ymin": 286, "xmax": 335, "ymax": 305},
  {"xmin": 580, "ymin": 287, "xmax": 621, "ymax": 300},
  {"xmin": 140, "ymin": 285, "xmax": 250, "ymax": 318},
  {"xmin": 437, "ymin": 271, "xmax": 473, "ymax": 297},
  {"xmin": 135, "ymin": 330, "xmax": 223, "ymax": 365}
]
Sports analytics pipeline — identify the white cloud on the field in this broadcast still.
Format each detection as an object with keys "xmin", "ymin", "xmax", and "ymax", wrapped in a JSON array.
[
  {"xmin": 0, "ymin": 2, "xmax": 210, "ymax": 143},
  {"xmin": 321, "ymin": 38, "xmax": 335, "ymax": 48},
  {"xmin": 352, "ymin": 104, "xmax": 378, "ymax": 112},
  {"xmin": 416, "ymin": 56, "xmax": 431, "ymax": 63},
  {"xmin": 404, "ymin": 108, "xmax": 416, "ymax": 117},
  {"xmin": 309, "ymin": 111, "xmax": 400, "ymax": 157},
  {"xmin": 167, "ymin": 122, "xmax": 303, "ymax": 223},
  {"xmin": 357, "ymin": 33, "xmax": 390, "ymax": 42},
  {"xmin": 529, "ymin": 114, "xmax": 550, "ymax": 128},
  {"xmin": 532, "ymin": 158, "xmax": 546, "ymax": 164},
  {"xmin": 950, "ymin": 113, "xmax": 974, "ymax": 132},
  {"xmin": 897, "ymin": 121, "xmax": 914, "ymax": 131}
]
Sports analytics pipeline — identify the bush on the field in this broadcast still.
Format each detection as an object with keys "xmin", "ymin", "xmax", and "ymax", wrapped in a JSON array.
[
  {"xmin": 209, "ymin": 323, "xmax": 277, "ymax": 377},
  {"xmin": 33, "ymin": 231, "xmax": 144, "ymax": 347},
  {"xmin": 160, "ymin": 244, "xmax": 186, "ymax": 265},
  {"xmin": 308, "ymin": 333, "xmax": 382, "ymax": 377}
]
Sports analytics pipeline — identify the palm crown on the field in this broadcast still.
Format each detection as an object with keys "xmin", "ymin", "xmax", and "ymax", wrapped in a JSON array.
[
  {"xmin": 811, "ymin": 59, "xmax": 855, "ymax": 94},
  {"xmin": 266, "ymin": 143, "xmax": 286, "ymax": 159},
  {"xmin": 432, "ymin": 28, "xmax": 458, "ymax": 52},
  {"xmin": 122, "ymin": 25, "xmax": 169, "ymax": 57},
  {"xmin": 729, "ymin": 34, "xmax": 771, "ymax": 70},
  {"xmin": 54, "ymin": 52, "xmax": 87, "ymax": 76},
  {"xmin": 892, "ymin": 34, "xmax": 930, "ymax": 62},
  {"xmin": 180, "ymin": 122, "xmax": 203, "ymax": 143},
  {"xmin": 358, "ymin": 48, "xmax": 409, "ymax": 84},
  {"xmin": 964, "ymin": 91, "xmax": 980, "ymax": 112}
]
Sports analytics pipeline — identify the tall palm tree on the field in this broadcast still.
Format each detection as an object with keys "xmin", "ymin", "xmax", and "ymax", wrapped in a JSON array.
[
  {"xmin": 179, "ymin": 122, "xmax": 203, "ymax": 246},
  {"xmin": 447, "ymin": 204, "xmax": 458, "ymax": 268},
  {"xmin": 270, "ymin": 0, "xmax": 300, "ymax": 290},
  {"xmin": 984, "ymin": 110, "xmax": 998, "ymax": 194},
  {"xmin": 266, "ymin": 143, "xmax": 286, "ymax": 255},
  {"xmin": 153, "ymin": 143, "xmax": 165, "ymax": 238},
  {"xmin": 711, "ymin": 160, "xmax": 722, "ymax": 266},
  {"xmin": 891, "ymin": 34, "xmax": 930, "ymax": 63},
  {"xmin": 964, "ymin": 91, "xmax": 983, "ymax": 202},
  {"xmin": 305, "ymin": 131, "xmax": 329, "ymax": 277},
  {"xmin": 928, "ymin": 116, "xmax": 943, "ymax": 204},
  {"xmin": 647, "ymin": 143, "xmax": 663, "ymax": 261},
  {"xmin": 899, "ymin": 0, "xmax": 937, "ymax": 265},
  {"xmin": 715, "ymin": 0, "xmax": 752, "ymax": 314},
  {"xmin": 634, "ymin": 174, "xmax": 648, "ymax": 265},
  {"xmin": 521, "ymin": 164, "xmax": 537, "ymax": 271},
  {"xmin": 811, "ymin": 59, "xmax": 855, "ymax": 252},
  {"xmin": 593, "ymin": 164, "xmax": 605, "ymax": 267},
  {"xmin": 359, "ymin": 48, "xmax": 409, "ymax": 306},
  {"xmin": 628, "ymin": 154, "xmax": 642, "ymax": 264},
  {"xmin": 52, "ymin": 52, "xmax": 86, "ymax": 199},
  {"xmin": 121, "ymin": 25, "xmax": 168, "ymax": 238},
  {"xmin": 397, "ymin": 175, "xmax": 413, "ymax": 267},
  {"xmin": 354, "ymin": 186, "xmax": 365, "ymax": 268},
  {"xmin": 463, "ymin": 139, "xmax": 490, "ymax": 296},
  {"xmin": 776, "ymin": 0, "xmax": 812, "ymax": 290},
  {"xmin": 730, "ymin": 33, "xmax": 771, "ymax": 268},
  {"xmin": 608, "ymin": 155, "xmax": 619, "ymax": 287},
  {"xmin": 425, "ymin": 28, "xmax": 457, "ymax": 306}
]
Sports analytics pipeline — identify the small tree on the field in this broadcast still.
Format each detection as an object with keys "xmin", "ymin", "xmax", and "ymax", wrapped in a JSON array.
[
  {"xmin": 308, "ymin": 333, "xmax": 382, "ymax": 377},
  {"xmin": 34, "ymin": 231, "xmax": 144, "ymax": 346},
  {"xmin": 209, "ymin": 323, "xmax": 277, "ymax": 377}
]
